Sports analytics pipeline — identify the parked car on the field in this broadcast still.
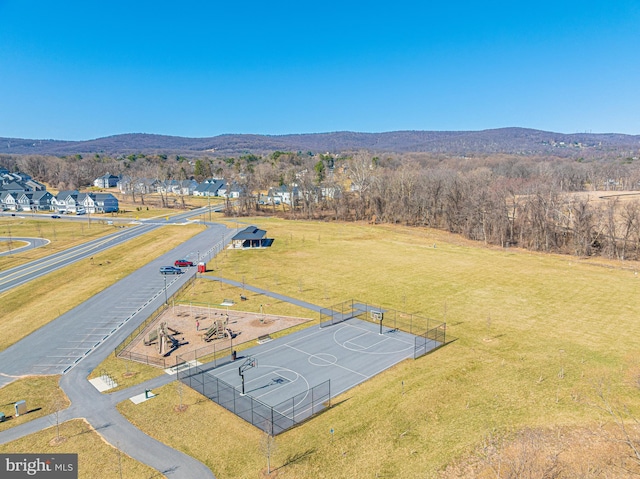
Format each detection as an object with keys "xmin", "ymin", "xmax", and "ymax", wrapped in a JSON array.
[
  {"xmin": 174, "ymin": 259, "xmax": 195, "ymax": 267},
  {"xmin": 160, "ymin": 266, "xmax": 183, "ymax": 275},
  {"xmin": 51, "ymin": 215, "xmax": 61, "ymax": 219}
]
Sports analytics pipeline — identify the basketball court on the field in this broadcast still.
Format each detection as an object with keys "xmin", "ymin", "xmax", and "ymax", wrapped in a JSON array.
[{"xmin": 179, "ymin": 313, "xmax": 444, "ymax": 434}]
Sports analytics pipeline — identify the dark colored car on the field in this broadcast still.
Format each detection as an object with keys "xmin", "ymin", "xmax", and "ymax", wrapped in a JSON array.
[
  {"xmin": 160, "ymin": 266, "xmax": 183, "ymax": 275},
  {"xmin": 174, "ymin": 259, "xmax": 195, "ymax": 267},
  {"xmin": 51, "ymin": 215, "xmax": 61, "ymax": 219}
]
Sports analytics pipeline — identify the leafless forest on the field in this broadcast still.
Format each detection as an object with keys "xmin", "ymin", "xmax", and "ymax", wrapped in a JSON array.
[{"xmin": 4, "ymin": 148, "xmax": 640, "ymax": 260}]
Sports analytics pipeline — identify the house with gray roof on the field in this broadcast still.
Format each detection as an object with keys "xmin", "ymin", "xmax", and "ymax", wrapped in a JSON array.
[
  {"xmin": 52, "ymin": 190, "xmax": 80, "ymax": 213},
  {"xmin": 73, "ymin": 192, "xmax": 119, "ymax": 213},
  {"xmin": 93, "ymin": 173, "xmax": 120, "ymax": 188},
  {"xmin": 15, "ymin": 190, "xmax": 53, "ymax": 211},
  {"xmin": 194, "ymin": 179, "xmax": 225, "ymax": 197},
  {"xmin": 93, "ymin": 193, "xmax": 118, "ymax": 212},
  {"xmin": 158, "ymin": 179, "xmax": 199, "ymax": 195},
  {"xmin": 30, "ymin": 191, "xmax": 54, "ymax": 210},
  {"xmin": 16, "ymin": 192, "xmax": 34, "ymax": 211},
  {"xmin": 267, "ymin": 185, "xmax": 300, "ymax": 205},
  {"xmin": 0, "ymin": 191, "xmax": 17, "ymax": 210},
  {"xmin": 1, "ymin": 181, "xmax": 27, "ymax": 193},
  {"xmin": 0, "ymin": 166, "xmax": 49, "ymax": 210}
]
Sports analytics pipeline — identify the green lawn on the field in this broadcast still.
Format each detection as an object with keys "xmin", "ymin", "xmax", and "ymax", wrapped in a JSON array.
[{"xmin": 116, "ymin": 218, "xmax": 640, "ymax": 478}]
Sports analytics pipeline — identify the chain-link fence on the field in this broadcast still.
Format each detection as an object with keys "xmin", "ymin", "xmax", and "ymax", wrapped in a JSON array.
[
  {"xmin": 177, "ymin": 361, "xmax": 330, "ymax": 435},
  {"xmin": 114, "ymin": 276, "xmax": 196, "ymax": 364},
  {"xmin": 414, "ymin": 323, "xmax": 447, "ymax": 359},
  {"xmin": 319, "ymin": 299, "xmax": 448, "ymax": 358}
]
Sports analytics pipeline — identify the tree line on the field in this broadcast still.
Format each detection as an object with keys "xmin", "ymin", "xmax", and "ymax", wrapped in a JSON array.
[{"xmin": 4, "ymin": 148, "xmax": 640, "ymax": 260}]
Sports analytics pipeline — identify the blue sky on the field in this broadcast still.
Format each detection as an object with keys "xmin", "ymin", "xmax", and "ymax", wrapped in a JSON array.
[{"xmin": 1, "ymin": 1, "xmax": 639, "ymax": 140}]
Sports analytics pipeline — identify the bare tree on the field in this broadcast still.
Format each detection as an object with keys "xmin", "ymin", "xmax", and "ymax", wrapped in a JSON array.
[
  {"xmin": 259, "ymin": 429, "xmax": 277, "ymax": 475},
  {"xmin": 49, "ymin": 394, "xmax": 67, "ymax": 444},
  {"xmin": 346, "ymin": 152, "xmax": 377, "ymax": 220}
]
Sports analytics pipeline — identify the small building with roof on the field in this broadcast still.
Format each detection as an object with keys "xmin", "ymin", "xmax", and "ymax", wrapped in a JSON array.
[{"xmin": 231, "ymin": 226, "xmax": 274, "ymax": 249}]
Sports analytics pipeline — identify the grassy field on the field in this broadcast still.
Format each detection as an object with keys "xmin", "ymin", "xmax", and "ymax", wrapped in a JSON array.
[
  {"xmin": 0, "ymin": 419, "xmax": 164, "ymax": 478},
  {"xmin": 115, "ymin": 217, "xmax": 640, "ymax": 478},
  {"xmin": 5, "ymin": 215, "xmax": 640, "ymax": 477},
  {"xmin": 0, "ymin": 376, "xmax": 68, "ymax": 433},
  {"xmin": 0, "ymin": 223, "xmax": 206, "ymax": 352}
]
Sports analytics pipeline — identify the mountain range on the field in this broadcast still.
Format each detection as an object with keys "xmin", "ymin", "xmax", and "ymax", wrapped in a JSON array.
[{"xmin": 2, "ymin": 128, "xmax": 640, "ymax": 157}]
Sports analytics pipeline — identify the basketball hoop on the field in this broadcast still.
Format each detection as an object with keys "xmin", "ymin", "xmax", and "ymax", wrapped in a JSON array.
[
  {"xmin": 239, "ymin": 357, "xmax": 257, "ymax": 395},
  {"xmin": 371, "ymin": 310, "xmax": 384, "ymax": 335}
]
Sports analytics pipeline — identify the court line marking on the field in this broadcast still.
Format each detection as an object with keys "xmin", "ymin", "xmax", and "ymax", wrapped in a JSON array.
[
  {"xmin": 335, "ymin": 326, "xmax": 414, "ymax": 354},
  {"xmin": 207, "ymin": 363, "xmax": 311, "ymax": 414},
  {"xmin": 340, "ymin": 322, "xmax": 415, "ymax": 346},
  {"xmin": 284, "ymin": 343, "xmax": 369, "ymax": 379}
]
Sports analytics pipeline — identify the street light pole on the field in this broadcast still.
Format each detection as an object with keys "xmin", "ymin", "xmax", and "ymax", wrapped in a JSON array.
[{"xmin": 163, "ymin": 275, "xmax": 168, "ymax": 305}]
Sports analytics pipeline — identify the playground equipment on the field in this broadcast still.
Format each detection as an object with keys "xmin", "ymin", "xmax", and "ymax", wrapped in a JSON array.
[
  {"xmin": 202, "ymin": 318, "xmax": 232, "ymax": 342},
  {"xmin": 145, "ymin": 321, "xmax": 186, "ymax": 356}
]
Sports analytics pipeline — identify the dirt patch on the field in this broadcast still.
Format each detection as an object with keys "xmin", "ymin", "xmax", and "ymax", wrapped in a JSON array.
[
  {"xmin": 49, "ymin": 436, "xmax": 67, "ymax": 446},
  {"xmin": 125, "ymin": 304, "xmax": 310, "ymax": 364}
]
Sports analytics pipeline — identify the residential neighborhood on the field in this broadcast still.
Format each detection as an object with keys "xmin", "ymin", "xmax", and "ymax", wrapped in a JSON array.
[
  {"xmin": 0, "ymin": 167, "xmax": 119, "ymax": 213},
  {"xmin": 0, "ymin": 165, "xmax": 336, "ymax": 215}
]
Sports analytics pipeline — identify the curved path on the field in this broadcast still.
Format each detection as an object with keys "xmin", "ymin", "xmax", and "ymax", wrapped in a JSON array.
[{"xmin": 0, "ymin": 236, "xmax": 49, "ymax": 256}]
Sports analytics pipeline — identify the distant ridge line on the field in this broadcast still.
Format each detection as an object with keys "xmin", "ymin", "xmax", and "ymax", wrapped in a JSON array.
[{"xmin": 2, "ymin": 128, "xmax": 639, "ymax": 157}]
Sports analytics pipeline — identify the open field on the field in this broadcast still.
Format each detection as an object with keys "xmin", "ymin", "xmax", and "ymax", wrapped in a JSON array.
[
  {"xmin": 0, "ymin": 223, "xmax": 205, "ymax": 352},
  {"xmin": 574, "ymin": 189, "xmax": 640, "ymax": 202},
  {"xmin": 0, "ymin": 419, "xmax": 164, "ymax": 478},
  {"xmin": 4, "ymin": 215, "xmax": 640, "ymax": 477},
  {"xmin": 116, "ymin": 217, "xmax": 640, "ymax": 478}
]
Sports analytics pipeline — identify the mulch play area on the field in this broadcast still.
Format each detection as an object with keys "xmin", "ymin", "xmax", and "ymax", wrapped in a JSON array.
[{"xmin": 126, "ymin": 304, "xmax": 311, "ymax": 362}]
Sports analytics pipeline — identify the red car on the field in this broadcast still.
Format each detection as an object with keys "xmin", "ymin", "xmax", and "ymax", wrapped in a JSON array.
[{"xmin": 174, "ymin": 259, "xmax": 195, "ymax": 267}]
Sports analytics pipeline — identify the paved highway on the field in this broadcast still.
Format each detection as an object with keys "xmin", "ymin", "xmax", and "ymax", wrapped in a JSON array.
[
  {"xmin": 0, "ymin": 224, "xmax": 157, "ymax": 293},
  {"xmin": 0, "ymin": 206, "xmax": 222, "ymax": 294}
]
